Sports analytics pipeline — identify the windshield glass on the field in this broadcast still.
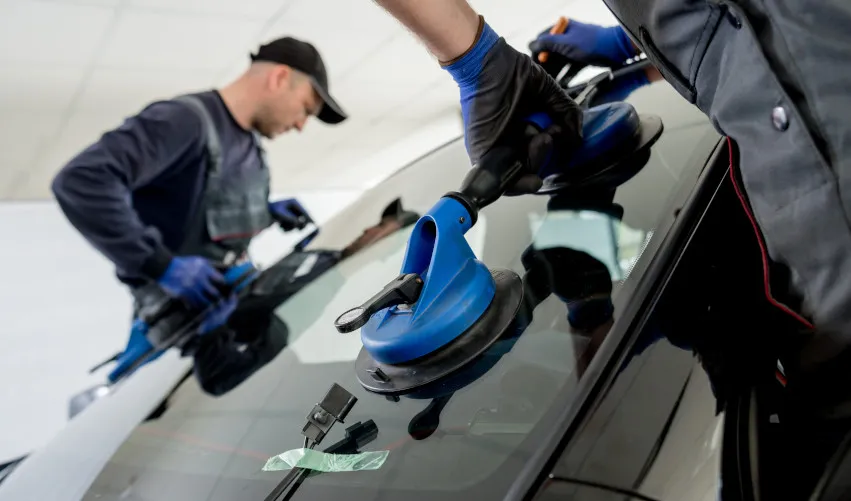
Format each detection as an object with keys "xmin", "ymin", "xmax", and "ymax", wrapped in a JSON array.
[{"xmin": 80, "ymin": 79, "xmax": 719, "ymax": 501}]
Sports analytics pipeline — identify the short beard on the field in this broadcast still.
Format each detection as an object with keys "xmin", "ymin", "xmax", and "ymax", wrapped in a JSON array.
[{"xmin": 252, "ymin": 107, "xmax": 277, "ymax": 138}]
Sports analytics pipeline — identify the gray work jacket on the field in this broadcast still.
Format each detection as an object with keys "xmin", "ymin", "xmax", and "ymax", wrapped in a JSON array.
[{"xmin": 603, "ymin": 0, "xmax": 851, "ymax": 368}]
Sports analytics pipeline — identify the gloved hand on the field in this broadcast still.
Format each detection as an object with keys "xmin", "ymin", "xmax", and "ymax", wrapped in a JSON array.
[
  {"xmin": 528, "ymin": 20, "xmax": 639, "ymax": 69},
  {"xmin": 442, "ymin": 16, "xmax": 583, "ymax": 194},
  {"xmin": 197, "ymin": 261, "xmax": 257, "ymax": 335},
  {"xmin": 157, "ymin": 256, "xmax": 225, "ymax": 308},
  {"xmin": 107, "ymin": 319, "xmax": 165, "ymax": 383},
  {"xmin": 269, "ymin": 198, "xmax": 312, "ymax": 231},
  {"xmin": 198, "ymin": 294, "xmax": 238, "ymax": 335}
]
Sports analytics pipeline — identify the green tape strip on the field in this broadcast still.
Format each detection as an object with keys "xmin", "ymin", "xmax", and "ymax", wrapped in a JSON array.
[{"xmin": 262, "ymin": 448, "xmax": 390, "ymax": 473}]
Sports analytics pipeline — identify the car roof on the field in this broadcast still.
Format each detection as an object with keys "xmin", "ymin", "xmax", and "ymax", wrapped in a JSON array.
[{"xmin": 0, "ymin": 75, "xmax": 721, "ymax": 501}]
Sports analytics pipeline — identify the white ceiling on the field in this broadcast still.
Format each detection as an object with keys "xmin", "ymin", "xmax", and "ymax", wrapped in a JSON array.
[{"xmin": 0, "ymin": 0, "xmax": 617, "ymax": 200}]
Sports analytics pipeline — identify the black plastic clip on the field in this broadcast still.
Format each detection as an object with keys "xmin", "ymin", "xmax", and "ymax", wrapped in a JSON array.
[{"xmin": 301, "ymin": 383, "xmax": 357, "ymax": 445}]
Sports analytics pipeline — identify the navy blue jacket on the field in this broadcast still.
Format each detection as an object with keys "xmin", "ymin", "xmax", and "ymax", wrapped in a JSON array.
[{"xmin": 51, "ymin": 91, "xmax": 264, "ymax": 286}]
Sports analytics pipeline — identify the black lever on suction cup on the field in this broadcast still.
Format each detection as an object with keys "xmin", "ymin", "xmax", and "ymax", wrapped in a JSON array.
[{"xmin": 335, "ymin": 273, "xmax": 424, "ymax": 333}]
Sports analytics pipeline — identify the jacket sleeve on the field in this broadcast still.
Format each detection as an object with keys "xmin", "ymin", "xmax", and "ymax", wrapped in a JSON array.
[{"xmin": 51, "ymin": 100, "xmax": 205, "ymax": 280}]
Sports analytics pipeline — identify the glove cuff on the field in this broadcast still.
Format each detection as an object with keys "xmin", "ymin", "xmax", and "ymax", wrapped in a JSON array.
[
  {"xmin": 140, "ymin": 246, "xmax": 174, "ymax": 281},
  {"xmin": 441, "ymin": 16, "xmax": 500, "ymax": 88}
]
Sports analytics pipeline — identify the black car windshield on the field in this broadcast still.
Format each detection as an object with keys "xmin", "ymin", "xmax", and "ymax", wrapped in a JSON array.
[{"xmin": 81, "ymin": 79, "xmax": 719, "ymax": 501}]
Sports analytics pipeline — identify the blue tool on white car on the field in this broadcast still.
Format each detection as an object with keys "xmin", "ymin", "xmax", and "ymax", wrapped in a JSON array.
[
  {"xmin": 70, "ymin": 261, "xmax": 261, "ymax": 418},
  {"xmin": 335, "ymin": 99, "xmax": 663, "ymax": 395},
  {"xmin": 108, "ymin": 261, "xmax": 260, "ymax": 383},
  {"xmin": 74, "ymin": 261, "xmax": 257, "ymax": 388}
]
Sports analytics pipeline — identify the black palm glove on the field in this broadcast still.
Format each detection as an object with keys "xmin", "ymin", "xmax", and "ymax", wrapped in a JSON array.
[{"xmin": 442, "ymin": 16, "xmax": 583, "ymax": 194}]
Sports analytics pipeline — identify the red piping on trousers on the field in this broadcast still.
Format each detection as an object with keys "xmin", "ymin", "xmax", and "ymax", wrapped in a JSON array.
[{"xmin": 726, "ymin": 137, "xmax": 814, "ymax": 330}]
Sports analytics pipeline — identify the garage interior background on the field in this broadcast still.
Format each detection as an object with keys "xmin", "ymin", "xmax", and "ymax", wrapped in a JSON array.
[{"xmin": 0, "ymin": 0, "xmax": 618, "ymax": 462}]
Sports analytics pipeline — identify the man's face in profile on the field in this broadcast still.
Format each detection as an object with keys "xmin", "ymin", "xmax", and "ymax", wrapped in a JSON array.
[{"xmin": 340, "ymin": 216, "xmax": 404, "ymax": 259}]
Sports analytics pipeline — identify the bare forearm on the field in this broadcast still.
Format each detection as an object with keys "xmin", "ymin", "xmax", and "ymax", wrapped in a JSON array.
[{"xmin": 374, "ymin": 0, "xmax": 480, "ymax": 62}]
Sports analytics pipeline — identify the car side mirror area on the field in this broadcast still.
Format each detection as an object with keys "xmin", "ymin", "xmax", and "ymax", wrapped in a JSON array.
[{"xmin": 68, "ymin": 384, "xmax": 111, "ymax": 420}]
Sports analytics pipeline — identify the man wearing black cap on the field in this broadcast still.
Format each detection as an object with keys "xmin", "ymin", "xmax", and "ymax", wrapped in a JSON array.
[{"xmin": 52, "ymin": 36, "xmax": 347, "ymax": 321}]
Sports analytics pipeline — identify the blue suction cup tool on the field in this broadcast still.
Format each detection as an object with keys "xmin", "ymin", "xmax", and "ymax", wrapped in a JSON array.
[
  {"xmin": 335, "ymin": 195, "xmax": 524, "ymax": 394},
  {"xmin": 352, "ymin": 267, "xmax": 522, "ymax": 394},
  {"xmin": 336, "ymin": 181, "xmax": 525, "ymax": 394},
  {"xmin": 529, "ymin": 102, "xmax": 664, "ymax": 195}
]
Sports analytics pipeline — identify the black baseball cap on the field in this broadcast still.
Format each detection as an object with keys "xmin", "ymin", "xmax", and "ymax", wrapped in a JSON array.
[{"xmin": 250, "ymin": 37, "xmax": 347, "ymax": 125}]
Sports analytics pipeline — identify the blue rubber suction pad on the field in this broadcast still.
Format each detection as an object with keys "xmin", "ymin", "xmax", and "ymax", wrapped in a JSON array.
[
  {"xmin": 360, "ymin": 197, "xmax": 497, "ymax": 365},
  {"xmin": 527, "ymin": 103, "xmax": 664, "ymax": 195},
  {"xmin": 355, "ymin": 268, "xmax": 523, "ymax": 394}
]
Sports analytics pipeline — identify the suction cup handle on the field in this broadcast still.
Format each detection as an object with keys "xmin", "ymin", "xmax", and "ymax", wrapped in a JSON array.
[
  {"xmin": 459, "ymin": 147, "xmax": 527, "ymax": 211},
  {"xmin": 335, "ymin": 273, "xmax": 424, "ymax": 333}
]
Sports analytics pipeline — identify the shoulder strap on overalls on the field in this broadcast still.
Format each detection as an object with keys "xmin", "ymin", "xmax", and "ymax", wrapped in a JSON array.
[
  {"xmin": 168, "ymin": 94, "xmax": 226, "ymax": 259},
  {"xmin": 173, "ymin": 94, "xmax": 222, "ymax": 176}
]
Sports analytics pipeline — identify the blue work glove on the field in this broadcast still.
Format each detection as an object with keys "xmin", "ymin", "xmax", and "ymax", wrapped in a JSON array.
[
  {"xmin": 197, "ymin": 261, "xmax": 257, "ymax": 335},
  {"xmin": 442, "ymin": 16, "xmax": 583, "ymax": 194},
  {"xmin": 198, "ymin": 294, "xmax": 238, "ymax": 335},
  {"xmin": 157, "ymin": 256, "xmax": 225, "ymax": 308},
  {"xmin": 269, "ymin": 198, "xmax": 312, "ymax": 232},
  {"xmin": 107, "ymin": 319, "xmax": 165, "ymax": 383},
  {"xmin": 529, "ymin": 20, "xmax": 638, "ymax": 69}
]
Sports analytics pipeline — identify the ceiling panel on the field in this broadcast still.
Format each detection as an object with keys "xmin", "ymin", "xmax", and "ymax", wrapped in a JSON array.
[
  {"xmin": 278, "ymin": 145, "xmax": 375, "ymax": 190},
  {"xmin": 0, "ymin": 65, "xmax": 88, "ymax": 112},
  {"xmin": 259, "ymin": 0, "xmax": 402, "ymax": 81},
  {"xmin": 0, "ymin": 1, "xmax": 116, "ymax": 65},
  {"xmin": 329, "ymin": 36, "xmax": 441, "ymax": 121},
  {"xmin": 471, "ymin": 0, "xmax": 575, "ymax": 35},
  {"xmin": 334, "ymin": 118, "xmax": 426, "ymax": 150},
  {"xmin": 74, "ymin": 67, "xmax": 220, "ymax": 115},
  {"xmin": 96, "ymin": 10, "xmax": 263, "ymax": 71},
  {"xmin": 0, "ymin": 111, "xmax": 67, "ymax": 198},
  {"xmin": 124, "ymin": 0, "xmax": 286, "ymax": 19},
  {"xmin": 1, "ymin": 0, "xmax": 628, "ymax": 201},
  {"xmin": 5, "ymin": 173, "xmax": 51, "ymax": 201},
  {"xmin": 383, "ymin": 76, "xmax": 459, "ymax": 121},
  {"xmin": 281, "ymin": 114, "xmax": 462, "ymax": 192},
  {"xmin": 20, "ymin": 111, "xmax": 129, "ymax": 197},
  {"xmin": 262, "ymin": 116, "xmax": 358, "ymax": 158},
  {"xmin": 0, "ymin": 111, "xmax": 65, "ymax": 169},
  {"xmin": 38, "ymin": 0, "xmax": 123, "ymax": 6}
]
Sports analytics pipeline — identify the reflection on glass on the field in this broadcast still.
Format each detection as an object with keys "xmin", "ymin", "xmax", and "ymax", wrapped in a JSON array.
[
  {"xmin": 76, "ymin": 74, "xmax": 722, "ymax": 501},
  {"xmin": 190, "ymin": 198, "xmax": 423, "ymax": 397}
]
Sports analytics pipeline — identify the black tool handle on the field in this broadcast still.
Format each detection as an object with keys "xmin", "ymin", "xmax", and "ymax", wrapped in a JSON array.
[
  {"xmin": 457, "ymin": 146, "xmax": 527, "ymax": 213},
  {"xmin": 449, "ymin": 113, "xmax": 552, "ymax": 221},
  {"xmin": 334, "ymin": 273, "xmax": 424, "ymax": 333}
]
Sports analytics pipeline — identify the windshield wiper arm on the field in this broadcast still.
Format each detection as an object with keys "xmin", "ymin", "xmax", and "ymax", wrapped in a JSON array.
[{"xmin": 264, "ymin": 383, "xmax": 358, "ymax": 501}]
